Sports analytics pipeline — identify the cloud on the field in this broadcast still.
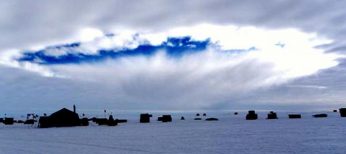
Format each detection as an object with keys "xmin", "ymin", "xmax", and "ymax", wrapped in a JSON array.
[
  {"xmin": 1, "ymin": 1, "xmax": 346, "ymax": 110},
  {"xmin": 1, "ymin": 24, "xmax": 342, "ymax": 109}
]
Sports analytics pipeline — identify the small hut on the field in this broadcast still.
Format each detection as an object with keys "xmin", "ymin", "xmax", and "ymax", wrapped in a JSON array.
[
  {"xmin": 140, "ymin": 113, "xmax": 152, "ymax": 123},
  {"xmin": 3, "ymin": 118, "xmax": 14, "ymax": 125},
  {"xmin": 267, "ymin": 111, "xmax": 278, "ymax": 119},
  {"xmin": 246, "ymin": 110, "xmax": 258, "ymax": 120}
]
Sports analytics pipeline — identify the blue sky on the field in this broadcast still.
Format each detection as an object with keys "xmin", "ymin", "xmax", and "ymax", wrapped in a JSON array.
[{"xmin": 1, "ymin": 0, "xmax": 346, "ymax": 112}]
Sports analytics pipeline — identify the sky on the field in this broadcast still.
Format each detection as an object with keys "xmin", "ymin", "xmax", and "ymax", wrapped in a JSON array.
[{"xmin": 1, "ymin": 0, "xmax": 346, "ymax": 112}]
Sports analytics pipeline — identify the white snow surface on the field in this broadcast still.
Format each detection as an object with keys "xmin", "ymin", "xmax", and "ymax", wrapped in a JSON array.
[{"xmin": 1, "ymin": 111, "xmax": 346, "ymax": 154}]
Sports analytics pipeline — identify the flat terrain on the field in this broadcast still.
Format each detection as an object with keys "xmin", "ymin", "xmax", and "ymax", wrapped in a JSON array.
[{"xmin": 1, "ymin": 112, "xmax": 345, "ymax": 154}]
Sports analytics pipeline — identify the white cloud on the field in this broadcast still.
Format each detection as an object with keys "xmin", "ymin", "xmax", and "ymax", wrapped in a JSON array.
[{"xmin": 5, "ymin": 24, "xmax": 336, "ymax": 108}]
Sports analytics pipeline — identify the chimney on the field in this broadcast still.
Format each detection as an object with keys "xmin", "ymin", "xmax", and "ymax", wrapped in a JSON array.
[{"xmin": 73, "ymin": 105, "xmax": 76, "ymax": 113}]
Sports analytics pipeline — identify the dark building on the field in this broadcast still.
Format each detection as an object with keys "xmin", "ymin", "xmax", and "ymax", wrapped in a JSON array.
[
  {"xmin": 180, "ymin": 116, "xmax": 185, "ymax": 120},
  {"xmin": 107, "ymin": 115, "xmax": 117, "ymax": 126},
  {"xmin": 39, "ymin": 108, "xmax": 80, "ymax": 128},
  {"xmin": 339, "ymin": 108, "xmax": 346, "ymax": 117},
  {"xmin": 203, "ymin": 113, "xmax": 207, "ymax": 116},
  {"xmin": 234, "ymin": 112, "xmax": 238, "ymax": 115},
  {"xmin": 196, "ymin": 113, "xmax": 200, "ymax": 116},
  {"xmin": 194, "ymin": 117, "xmax": 202, "ymax": 120},
  {"xmin": 267, "ymin": 111, "xmax": 278, "ymax": 119},
  {"xmin": 157, "ymin": 115, "xmax": 172, "ymax": 122},
  {"xmin": 313, "ymin": 113, "xmax": 328, "ymax": 118},
  {"xmin": 80, "ymin": 118, "xmax": 89, "ymax": 126},
  {"xmin": 288, "ymin": 114, "xmax": 301, "ymax": 119},
  {"xmin": 246, "ymin": 110, "xmax": 258, "ymax": 120},
  {"xmin": 140, "ymin": 113, "xmax": 152, "ymax": 123},
  {"xmin": 3, "ymin": 118, "xmax": 14, "ymax": 125}
]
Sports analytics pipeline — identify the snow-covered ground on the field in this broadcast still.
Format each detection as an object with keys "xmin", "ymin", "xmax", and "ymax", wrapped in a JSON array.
[{"xmin": 1, "ymin": 111, "xmax": 346, "ymax": 154}]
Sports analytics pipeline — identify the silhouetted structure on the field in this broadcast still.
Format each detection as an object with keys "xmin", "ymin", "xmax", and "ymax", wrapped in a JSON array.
[
  {"xmin": 194, "ymin": 118, "xmax": 202, "ymax": 120},
  {"xmin": 24, "ymin": 119, "xmax": 35, "ymax": 125},
  {"xmin": 205, "ymin": 118, "xmax": 218, "ymax": 121},
  {"xmin": 339, "ymin": 108, "xmax": 346, "ymax": 117},
  {"xmin": 288, "ymin": 114, "xmax": 301, "ymax": 119},
  {"xmin": 333, "ymin": 110, "xmax": 337, "ymax": 113},
  {"xmin": 180, "ymin": 116, "xmax": 185, "ymax": 120},
  {"xmin": 203, "ymin": 113, "xmax": 207, "ymax": 116},
  {"xmin": 196, "ymin": 113, "xmax": 200, "ymax": 116},
  {"xmin": 157, "ymin": 115, "xmax": 172, "ymax": 122},
  {"xmin": 39, "ymin": 108, "xmax": 80, "ymax": 128},
  {"xmin": 267, "ymin": 111, "xmax": 278, "ymax": 119},
  {"xmin": 140, "ymin": 113, "xmax": 152, "ymax": 123},
  {"xmin": 107, "ymin": 115, "xmax": 117, "ymax": 126},
  {"xmin": 313, "ymin": 113, "xmax": 327, "ymax": 118},
  {"xmin": 0, "ymin": 118, "xmax": 3, "ymax": 123},
  {"xmin": 246, "ymin": 110, "xmax": 258, "ymax": 120},
  {"xmin": 92, "ymin": 118, "xmax": 108, "ymax": 125},
  {"xmin": 4, "ymin": 118, "xmax": 14, "ymax": 125},
  {"xmin": 234, "ymin": 112, "xmax": 238, "ymax": 115},
  {"xmin": 80, "ymin": 118, "xmax": 89, "ymax": 126},
  {"xmin": 17, "ymin": 120, "xmax": 24, "ymax": 123}
]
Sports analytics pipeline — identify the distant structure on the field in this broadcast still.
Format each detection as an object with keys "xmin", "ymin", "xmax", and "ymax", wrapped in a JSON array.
[
  {"xmin": 288, "ymin": 114, "xmax": 302, "ymax": 119},
  {"xmin": 39, "ymin": 108, "xmax": 80, "ymax": 128},
  {"xmin": 157, "ymin": 115, "xmax": 172, "ymax": 122},
  {"xmin": 205, "ymin": 118, "xmax": 218, "ymax": 121},
  {"xmin": 180, "ymin": 116, "xmax": 185, "ymax": 120},
  {"xmin": 3, "ymin": 117, "xmax": 14, "ymax": 125},
  {"xmin": 313, "ymin": 113, "xmax": 328, "ymax": 118},
  {"xmin": 203, "ymin": 113, "xmax": 207, "ymax": 116},
  {"xmin": 333, "ymin": 110, "xmax": 338, "ymax": 113},
  {"xmin": 140, "ymin": 113, "xmax": 152, "ymax": 123},
  {"xmin": 194, "ymin": 117, "xmax": 202, "ymax": 120},
  {"xmin": 234, "ymin": 112, "xmax": 238, "ymax": 115},
  {"xmin": 107, "ymin": 115, "xmax": 117, "ymax": 126},
  {"xmin": 246, "ymin": 110, "xmax": 258, "ymax": 120},
  {"xmin": 267, "ymin": 111, "xmax": 278, "ymax": 119},
  {"xmin": 196, "ymin": 113, "xmax": 200, "ymax": 116},
  {"xmin": 339, "ymin": 108, "xmax": 346, "ymax": 117}
]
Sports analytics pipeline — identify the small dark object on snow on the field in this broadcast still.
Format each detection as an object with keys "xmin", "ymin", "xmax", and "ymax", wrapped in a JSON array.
[
  {"xmin": 180, "ymin": 116, "xmax": 185, "ymax": 120},
  {"xmin": 140, "ymin": 113, "xmax": 152, "ymax": 123},
  {"xmin": 115, "ymin": 119, "xmax": 127, "ymax": 123},
  {"xmin": 339, "ymin": 108, "xmax": 346, "ymax": 117},
  {"xmin": 157, "ymin": 115, "xmax": 172, "ymax": 122},
  {"xmin": 194, "ymin": 118, "xmax": 202, "ymax": 120},
  {"xmin": 4, "ymin": 117, "xmax": 14, "ymax": 125},
  {"xmin": 246, "ymin": 110, "xmax": 258, "ymax": 120},
  {"xmin": 333, "ymin": 110, "xmax": 337, "ymax": 112},
  {"xmin": 205, "ymin": 118, "xmax": 218, "ymax": 121},
  {"xmin": 267, "ymin": 111, "xmax": 278, "ymax": 119},
  {"xmin": 203, "ymin": 113, "xmax": 207, "ymax": 116},
  {"xmin": 196, "ymin": 113, "xmax": 200, "ymax": 116},
  {"xmin": 234, "ymin": 112, "xmax": 238, "ymax": 115},
  {"xmin": 313, "ymin": 113, "xmax": 328, "ymax": 118},
  {"xmin": 24, "ymin": 119, "xmax": 35, "ymax": 125},
  {"xmin": 0, "ymin": 118, "xmax": 3, "ymax": 123},
  {"xmin": 17, "ymin": 120, "xmax": 24, "ymax": 123},
  {"xmin": 288, "ymin": 114, "xmax": 301, "ymax": 119}
]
